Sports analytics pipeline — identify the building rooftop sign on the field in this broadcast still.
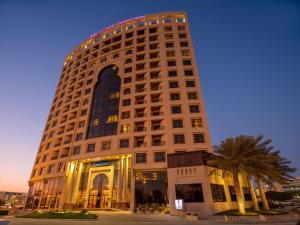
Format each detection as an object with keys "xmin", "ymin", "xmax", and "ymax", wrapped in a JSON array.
[{"xmin": 89, "ymin": 15, "xmax": 146, "ymax": 39}]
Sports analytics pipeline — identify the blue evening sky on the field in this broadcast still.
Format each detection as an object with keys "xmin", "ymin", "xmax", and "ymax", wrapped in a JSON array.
[{"xmin": 0, "ymin": 0, "xmax": 299, "ymax": 192}]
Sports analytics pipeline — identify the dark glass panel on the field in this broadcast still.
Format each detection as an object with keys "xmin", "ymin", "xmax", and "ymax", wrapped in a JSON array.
[{"xmin": 87, "ymin": 66, "xmax": 121, "ymax": 138}]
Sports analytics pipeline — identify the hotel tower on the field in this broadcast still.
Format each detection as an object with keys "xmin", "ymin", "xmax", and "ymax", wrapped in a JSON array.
[{"xmin": 26, "ymin": 12, "xmax": 252, "ymax": 216}]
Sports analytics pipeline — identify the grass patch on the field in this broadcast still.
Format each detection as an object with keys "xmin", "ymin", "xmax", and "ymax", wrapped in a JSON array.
[
  {"xmin": 17, "ymin": 211, "xmax": 97, "ymax": 219},
  {"xmin": 214, "ymin": 208, "xmax": 287, "ymax": 216}
]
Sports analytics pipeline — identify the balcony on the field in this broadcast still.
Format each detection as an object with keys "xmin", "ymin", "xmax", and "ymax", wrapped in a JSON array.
[
  {"xmin": 135, "ymin": 100, "xmax": 147, "ymax": 105},
  {"xmin": 151, "ymin": 98, "xmax": 162, "ymax": 103},
  {"xmin": 135, "ymin": 113, "xmax": 146, "ymax": 118},
  {"xmin": 151, "ymin": 125, "xmax": 164, "ymax": 130},
  {"xmin": 152, "ymin": 141, "xmax": 166, "ymax": 146},
  {"xmin": 134, "ymin": 127, "xmax": 147, "ymax": 132},
  {"xmin": 151, "ymin": 111, "xmax": 164, "ymax": 116},
  {"xmin": 134, "ymin": 142, "xmax": 147, "ymax": 147}
]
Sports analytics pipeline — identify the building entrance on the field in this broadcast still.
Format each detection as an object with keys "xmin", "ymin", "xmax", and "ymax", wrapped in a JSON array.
[{"xmin": 88, "ymin": 173, "xmax": 110, "ymax": 208}]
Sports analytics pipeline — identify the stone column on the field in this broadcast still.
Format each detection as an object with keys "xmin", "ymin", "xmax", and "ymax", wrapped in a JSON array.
[
  {"xmin": 117, "ymin": 158, "xmax": 123, "ymax": 202},
  {"xmin": 122, "ymin": 156, "xmax": 128, "ymax": 203},
  {"xmin": 130, "ymin": 169, "xmax": 135, "ymax": 211}
]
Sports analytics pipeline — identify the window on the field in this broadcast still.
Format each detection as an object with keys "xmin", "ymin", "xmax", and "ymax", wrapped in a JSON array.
[
  {"xmin": 126, "ymin": 49, "xmax": 133, "ymax": 55},
  {"xmin": 168, "ymin": 70, "xmax": 177, "ymax": 77},
  {"xmin": 166, "ymin": 51, "xmax": 175, "ymax": 57},
  {"xmin": 164, "ymin": 18, "xmax": 172, "ymax": 23},
  {"xmin": 124, "ymin": 67, "xmax": 132, "ymax": 73},
  {"xmin": 183, "ymin": 59, "xmax": 192, "ymax": 66},
  {"xmin": 243, "ymin": 187, "xmax": 252, "ymax": 201},
  {"xmin": 106, "ymin": 115, "xmax": 118, "ymax": 123},
  {"xmin": 176, "ymin": 18, "xmax": 184, "ymax": 23},
  {"xmin": 81, "ymin": 109, "xmax": 87, "ymax": 116},
  {"xmin": 173, "ymin": 119, "xmax": 183, "ymax": 128},
  {"xmin": 166, "ymin": 42, "xmax": 174, "ymax": 48},
  {"xmin": 191, "ymin": 118, "xmax": 202, "ymax": 128},
  {"xmin": 123, "ymin": 88, "xmax": 131, "ymax": 95},
  {"xmin": 186, "ymin": 80, "xmax": 195, "ymax": 87},
  {"xmin": 126, "ymin": 32, "xmax": 133, "ymax": 38},
  {"xmin": 42, "ymin": 154, "xmax": 48, "ymax": 162},
  {"xmin": 87, "ymin": 143, "xmax": 95, "ymax": 153},
  {"xmin": 113, "ymin": 53, "xmax": 119, "ymax": 59},
  {"xmin": 174, "ymin": 134, "xmax": 185, "ymax": 144},
  {"xmin": 47, "ymin": 165, "xmax": 54, "ymax": 174},
  {"xmin": 154, "ymin": 152, "xmax": 166, "ymax": 162},
  {"xmin": 169, "ymin": 81, "xmax": 179, "ymax": 88},
  {"xmin": 102, "ymin": 141, "xmax": 111, "ymax": 150},
  {"xmin": 149, "ymin": 20, "xmax": 158, "ymax": 25},
  {"xmin": 87, "ymin": 66, "xmax": 121, "ymax": 139},
  {"xmin": 121, "ymin": 124, "xmax": 130, "ymax": 133},
  {"xmin": 184, "ymin": 70, "xmax": 193, "ymax": 76},
  {"xmin": 123, "ymin": 99, "xmax": 131, "ymax": 106},
  {"xmin": 165, "ymin": 34, "xmax": 173, "ymax": 39},
  {"xmin": 189, "ymin": 105, "xmax": 200, "ymax": 113},
  {"xmin": 124, "ymin": 77, "xmax": 132, "ymax": 83},
  {"xmin": 188, "ymin": 92, "xmax": 197, "ymax": 99},
  {"xmin": 83, "ymin": 99, "xmax": 89, "ymax": 105},
  {"xmin": 57, "ymin": 162, "xmax": 65, "ymax": 173},
  {"xmin": 138, "ymin": 21, "xmax": 145, "ymax": 26},
  {"xmin": 171, "ymin": 106, "xmax": 182, "ymax": 114},
  {"xmin": 179, "ymin": 33, "xmax": 187, "ymax": 39},
  {"xmin": 164, "ymin": 26, "xmax": 172, "ymax": 31},
  {"xmin": 167, "ymin": 60, "xmax": 176, "ymax": 67},
  {"xmin": 120, "ymin": 139, "xmax": 129, "ymax": 148},
  {"xmin": 180, "ymin": 42, "xmax": 188, "ymax": 47},
  {"xmin": 86, "ymin": 79, "xmax": 93, "ymax": 84},
  {"xmin": 125, "ymin": 58, "xmax": 132, "ymax": 64},
  {"xmin": 176, "ymin": 184, "xmax": 204, "ymax": 202},
  {"xmin": 210, "ymin": 184, "xmax": 227, "ymax": 202},
  {"xmin": 78, "ymin": 120, "xmax": 85, "ymax": 128},
  {"xmin": 75, "ymin": 133, "xmax": 83, "ymax": 141},
  {"xmin": 121, "ymin": 111, "xmax": 130, "ymax": 119},
  {"xmin": 193, "ymin": 133, "xmax": 205, "ymax": 143},
  {"xmin": 136, "ymin": 152, "xmax": 147, "ymax": 163},
  {"xmin": 228, "ymin": 186, "xmax": 237, "ymax": 202},
  {"xmin": 39, "ymin": 168, "xmax": 45, "ymax": 175},
  {"xmin": 73, "ymin": 146, "xmax": 81, "ymax": 155},
  {"xmin": 181, "ymin": 50, "xmax": 190, "ymax": 56},
  {"xmin": 170, "ymin": 93, "xmax": 180, "ymax": 100}
]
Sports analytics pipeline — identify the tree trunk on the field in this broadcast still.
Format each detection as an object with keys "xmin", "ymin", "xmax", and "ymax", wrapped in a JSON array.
[
  {"xmin": 247, "ymin": 175, "xmax": 259, "ymax": 211},
  {"xmin": 233, "ymin": 171, "xmax": 246, "ymax": 215},
  {"xmin": 256, "ymin": 178, "xmax": 269, "ymax": 211}
]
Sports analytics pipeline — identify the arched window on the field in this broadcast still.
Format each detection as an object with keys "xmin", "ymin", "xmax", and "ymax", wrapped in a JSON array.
[
  {"xmin": 87, "ymin": 66, "xmax": 121, "ymax": 138},
  {"xmin": 126, "ymin": 50, "xmax": 132, "ymax": 55},
  {"xmin": 113, "ymin": 54, "xmax": 119, "ymax": 59},
  {"xmin": 123, "ymin": 88, "xmax": 131, "ymax": 95},
  {"xmin": 125, "ymin": 58, "xmax": 132, "ymax": 64}
]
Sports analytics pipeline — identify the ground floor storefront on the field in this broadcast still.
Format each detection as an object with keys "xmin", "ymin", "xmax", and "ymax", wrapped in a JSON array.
[{"xmin": 26, "ymin": 151, "xmax": 253, "ymax": 216}]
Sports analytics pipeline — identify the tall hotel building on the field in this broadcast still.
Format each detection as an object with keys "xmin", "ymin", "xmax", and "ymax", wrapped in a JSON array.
[{"xmin": 26, "ymin": 12, "xmax": 252, "ymax": 216}]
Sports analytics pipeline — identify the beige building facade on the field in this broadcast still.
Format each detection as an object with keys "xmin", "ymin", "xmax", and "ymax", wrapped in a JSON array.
[{"xmin": 26, "ymin": 12, "xmax": 252, "ymax": 216}]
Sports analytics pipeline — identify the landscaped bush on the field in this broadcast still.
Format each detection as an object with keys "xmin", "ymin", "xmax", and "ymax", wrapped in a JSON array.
[
  {"xmin": 17, "ymin": 211, "xmax": 97, "ymax": 219},
  {"xmin": 0, "ymin": 210, "xmax": 9, "ymax": 216}
]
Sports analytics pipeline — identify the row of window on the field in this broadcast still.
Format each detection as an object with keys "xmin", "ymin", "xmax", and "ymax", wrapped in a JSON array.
[
  {"xmin": 65, "ymin": 23, "xmax": 188, "ymax": 68},
  {"xmin": 32, "ymin": 161, "xmax": 66, "ymax": 177},
  {"xmin": 71, "ymin": 133, "xmax": 204, "ymax": 156},
  {"xmin": 175, "ymin": 183, "xmax": 252, "ymax": 203}
]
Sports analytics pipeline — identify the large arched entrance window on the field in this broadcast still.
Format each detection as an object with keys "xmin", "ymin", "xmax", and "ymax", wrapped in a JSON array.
[{"xmin": 87, "ymin": 66, "xmax": 121, "ymax": 139}]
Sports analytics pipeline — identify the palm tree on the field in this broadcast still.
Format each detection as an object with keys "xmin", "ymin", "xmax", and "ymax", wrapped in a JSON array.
[
  {"xmin": 242, "ymin": 135, "xmax": 296, "ymax": 211},
  {"xmin": 209, "ymin": 135, "xmax": 261, "ymax": 215}
]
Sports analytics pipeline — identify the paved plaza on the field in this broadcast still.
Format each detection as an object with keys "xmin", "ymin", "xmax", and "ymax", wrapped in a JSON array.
[{"xmin": 0, "ymin": 211, "xmax": 298, "ymax": 225}]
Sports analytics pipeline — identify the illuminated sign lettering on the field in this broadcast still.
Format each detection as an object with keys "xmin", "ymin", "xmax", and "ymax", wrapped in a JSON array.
[
  {"xmin": 89, "ymin": 15, "xmax": 146, "ymax": 39},
  {"xmin": 94, "ymin": 160, "xmax": 111, "ymax": 167}
]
